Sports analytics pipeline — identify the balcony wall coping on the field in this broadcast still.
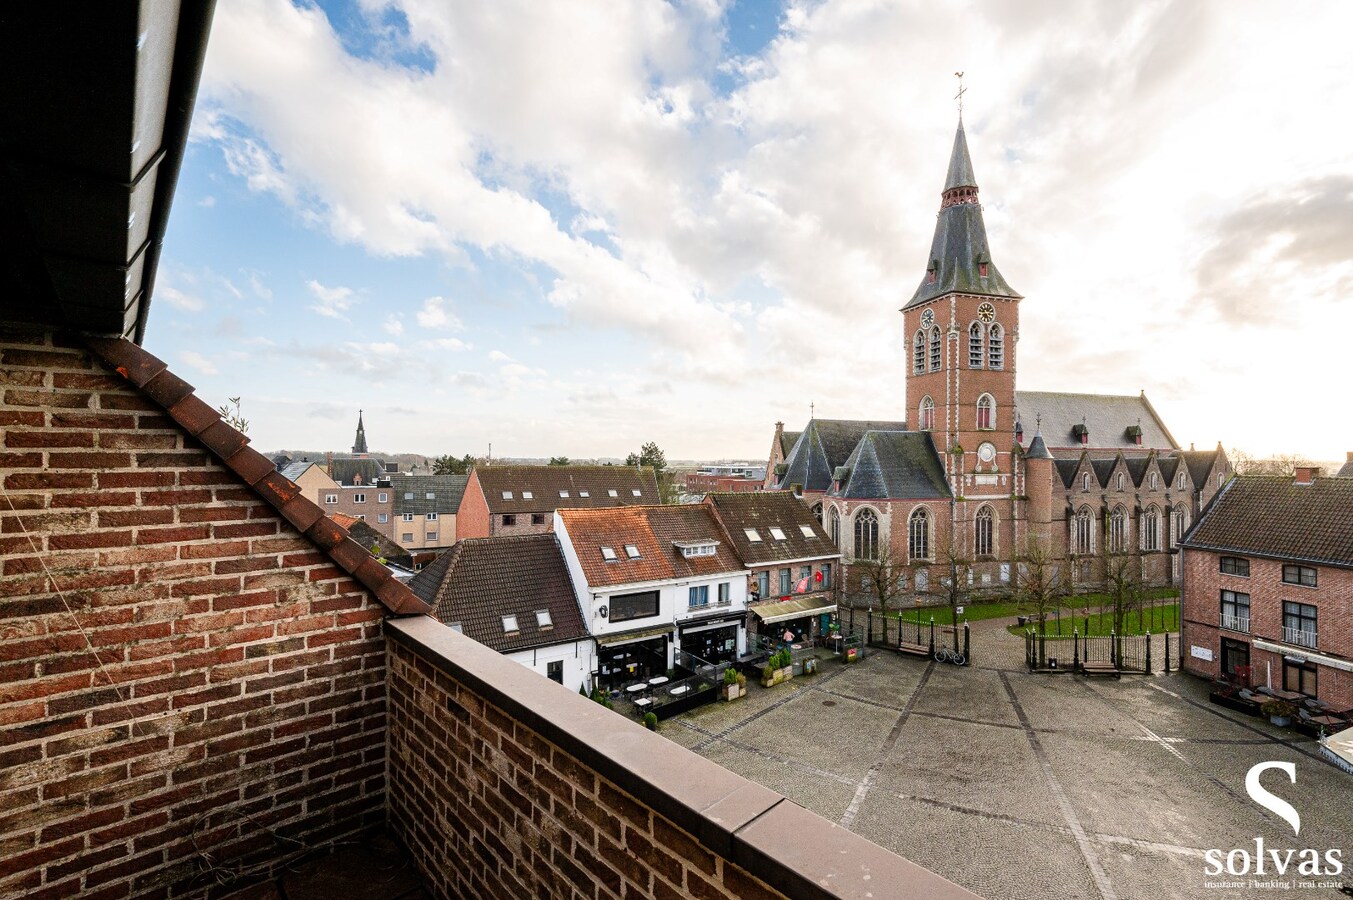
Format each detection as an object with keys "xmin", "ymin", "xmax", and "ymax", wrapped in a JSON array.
[{"xmin": 387, "ymin": 615, "xmax": 980, "ymax": 900}]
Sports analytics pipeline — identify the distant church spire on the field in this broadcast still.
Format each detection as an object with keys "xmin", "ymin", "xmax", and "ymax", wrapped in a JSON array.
[
  {"xmin": 903, "ymin": 100, "xmax": 1022, "ymax": 310},
  {"xmin": 352, "ymin": 410, "xmax": 368, "ymax": 457}
]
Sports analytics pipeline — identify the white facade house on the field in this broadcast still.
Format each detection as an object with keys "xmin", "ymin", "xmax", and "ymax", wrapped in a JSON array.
[{"xmin": 555, "ymin": 506, "xmax": 751, "ymax": 690}]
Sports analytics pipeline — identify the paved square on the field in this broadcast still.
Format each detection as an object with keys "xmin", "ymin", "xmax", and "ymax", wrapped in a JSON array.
[{"xmin": 671, "ymin": 646, "xmax": 1352, "ymax": 899}]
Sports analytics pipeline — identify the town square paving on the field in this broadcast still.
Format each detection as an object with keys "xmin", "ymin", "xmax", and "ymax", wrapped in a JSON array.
[{"xmin": 669, "ymin": 628, "xmax": 1352, "ymax": 899}]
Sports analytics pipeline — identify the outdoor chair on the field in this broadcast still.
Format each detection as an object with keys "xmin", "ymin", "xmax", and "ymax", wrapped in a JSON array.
[{"xmin": 1237, "ymin": 688, "xmax": 1258, "ymax": 702}]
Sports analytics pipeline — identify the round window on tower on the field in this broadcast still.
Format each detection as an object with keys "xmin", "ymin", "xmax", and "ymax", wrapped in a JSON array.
[{"xmin": 977, "ymin": 442, "xmax": 996, "ymax": 464}]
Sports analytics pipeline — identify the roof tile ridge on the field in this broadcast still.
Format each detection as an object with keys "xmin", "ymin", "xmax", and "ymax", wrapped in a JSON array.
[{"xmin": 82, "ymin": 334, "xmax": 431, "ymax": 618}]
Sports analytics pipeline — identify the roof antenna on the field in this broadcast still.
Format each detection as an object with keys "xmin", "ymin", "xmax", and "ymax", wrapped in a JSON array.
[{"xmin": 954, "ymin": 72, "xmax": 966, "ymax": 118}]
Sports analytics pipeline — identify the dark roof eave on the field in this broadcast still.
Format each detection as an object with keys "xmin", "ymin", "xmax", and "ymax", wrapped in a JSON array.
[{"xmin": 1179, "ymin": 541, "xmax": 1353, "ymax": 572}]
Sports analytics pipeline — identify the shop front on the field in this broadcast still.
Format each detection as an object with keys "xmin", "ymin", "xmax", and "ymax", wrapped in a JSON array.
[
  {"xmin": 675, "ymin": 616, "xmax": 743, "ymax": 666},
  {"xmin": 594, "ymin": 626, "xmax": 672, "ymax": 690},
  {"xmin": 748, "ymin": 594, "xmax": 837, "ymax": 647}
]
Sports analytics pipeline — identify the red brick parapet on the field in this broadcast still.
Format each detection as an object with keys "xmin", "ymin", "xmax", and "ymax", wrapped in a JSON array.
[{"xmin": 387, "ymin": 615, "xmax": 980, "ymax": 899}]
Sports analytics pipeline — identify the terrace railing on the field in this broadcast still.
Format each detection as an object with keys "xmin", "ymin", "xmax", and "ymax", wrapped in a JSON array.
[
  {"xmin": 1282, "ymin": 625, "xmax": 1318, "ymax": 649},
  {"xmin": 1220, "ymin": 613, "xmax": 1250, "ymax": 633}
]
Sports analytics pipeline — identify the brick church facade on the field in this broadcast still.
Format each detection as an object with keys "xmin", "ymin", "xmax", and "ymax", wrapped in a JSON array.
[{"xmin": 770, "ymin": 119, "xmax": 1229, "ymax": 596}]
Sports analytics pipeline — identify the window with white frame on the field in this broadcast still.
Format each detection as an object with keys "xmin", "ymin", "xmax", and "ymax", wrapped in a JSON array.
[
  {"xmin": 1178, "ymin": 472, "xmax": 1185, "ymax": 489},
  {"xmin": 579, "ymin": 490, "xmax": 589, "ymax": 498},
  {"xmin": 855, "ymin": 508, "xmax": 879, "ymax": 560},
  {"xmin": 1081, "ymin": 473, "xmax": 1090, "ymax": 492},
  {"xmin": 1110, "ymin": 506, "xmax": 1128, "ymax": 552},
  {"xmin": 501, "ymin": 491, "xmax": 513, "ymax": 500},
  {"xmin": 1148, "ymin": 473, "xmax": 1157, "ymax": 490},
  {"xmin": 426, "ymin": 531, "xmax": 437, "ymax": 540},
  {"xmin": 688, "ymin": 585, "xmax": 709, "ymax": 608},
  {"xmin": 907, "ymin": 508, "xmax": 929, "ymax": 561},
  {"xmin": 425, "ymin": 492, "xmax": 435, "ymax": 500},
  {"xmin": 769, "ymin": 527, "xmax": 786, "ymax": 540},
  {"xmin": 378, "ymin": 514, "xmax": 388, "ymax": 523},
  {"xmin": 799, "ymin": 525, "xmax": 815, "ymax": 538},
  {"xmin": 378, "ymin": 493, "xmax": 388, "ymax": 502},
  {"xmin": 631, "ymin": 489, "xmax": 641, "ymax": 497},
  {"xmin": 608, "ymin": 489, "xmax": 618, "ymax": 497},
  {"xmin": 974, "ymin": 506, "xmax": 993, "ymax": 556},
  {"xmin": 324, "ymin": 494, "xmax": 338, "ymax": 504},
  {"xmin": 402, "ymin": 533, "xmax": 413, "ymax": 542},
  {"xmin": 600, "ymin": 546, "xmax": 617, "ymax": 561},
  {"xmin": 976, "ymin": 394, "xmax": 994, "ymax": 430},
  {"xmin": 402, "ymin": 513, "xmax": 414, "ymax": 521},
  {"xmin": 426, "ymin": 512, "xmax": 437, "ymax": 520},
  {"xmin": 717, "ymin": 583, "xmax": 730, "ymax": 605},
  {"xmin": 1073, "ymin": 508, "xmax": 1093, "ymax": 554},
  {"xmin": 559, "ymin": 490, "xmax": 569, "ymax": 498},
  {"xmin": 536, "ymin": 610, "xmax": 552, "ymax": 628},
  {"xmin": 521, "ymin": 491, "xmax": 533, "ymax": 500},
  {"xmin": 1141, "ymin": 506, "xmax": 1159, "ymax": 551},
  {"xmin": 1172, "ymin": 505, "xmax": 1187, "ymax": 547},
  {"xmin": 624, "ymin": 544, "xmax": 640, "ymax": 559},
  {"xmin": 829, "ymin": 506, "xmax": 841, "ymax": 547},
  {"xmin": 919, "ymin": 396, "xmax": 935, "ymax": 431},
  {"xmin": 502, "ymin": 615, "xmax": 519, "ymax": 633},
  {"xmin": 744, "ymin": 528, "xmax": 762, "ymax": 542}
]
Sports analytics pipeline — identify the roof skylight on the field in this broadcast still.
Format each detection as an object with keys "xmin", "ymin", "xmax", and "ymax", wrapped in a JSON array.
[
  {"xmin": 799, "ymin": 525, "xmax": 816, "ymax": 538},
  {"xmin": 502, "ymin": 491, "xmax": 513, "ymax": 500},
  {"xmin": 624, "ymin": 544, "xmax": 640, "ymax": 559},
  {"xmin": 502, "ymin": 615, "xmax": 518, "ymax": 633},
  {"xmin": 744, "ymin": 528, "xmax": 762, "ymax": 542},
  {"xmin": 522, "ymin": 491, "xmax": 533, "ymax": 499},
  {"xmin": 535, "ymin": 610, "xmax": 552, "ymax": 628},
  {"xmin": 600, "ymin": 546, "xmax": 618, "ymax": 561},
  {"xmin": 608, "ymin": 489, "xmax": 618, "ymax": 497},
  {"xmin": 769, "ymin": 527, "xmax": 786, "ymax": 540}
]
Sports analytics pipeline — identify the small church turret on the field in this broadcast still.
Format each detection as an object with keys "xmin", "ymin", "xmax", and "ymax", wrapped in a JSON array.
[{"xmin": 352, "ymin": 410, "xmax": 368, "ymax": 457}]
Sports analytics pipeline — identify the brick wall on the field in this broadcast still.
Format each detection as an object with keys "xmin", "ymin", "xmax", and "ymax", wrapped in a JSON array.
[
  {"xmin": 0, "ymin": 327, "xmax": 389, "ymax": 898},
  {"xmin": 1181, "ymin": 547, "xmax": 1353, "ymax": 707},
  {"xmin": 386, "ymin": 616, "xmax": 976, "ymax": 900},
  {"xmin": 454, "ymin": 471, "xmax": 490, "ymax": 540}
]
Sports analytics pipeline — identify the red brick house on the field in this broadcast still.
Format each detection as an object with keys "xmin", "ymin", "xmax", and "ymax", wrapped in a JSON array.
[
  {"xmin": 770, "ymin": 120, "xmax": 1229, "ymax": 596},
  {"xmin": 1179, "ymin": 470, "xmax": 1353, "ymax": 708},
  {"xmin": 456, "ymin": 464, "xmax": 659, "ymax": 539}
]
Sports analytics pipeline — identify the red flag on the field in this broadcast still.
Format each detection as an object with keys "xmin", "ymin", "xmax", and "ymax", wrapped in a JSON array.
[{"xmin": 795, "ymin": 577, "xmax": 809, "ymax": 593}]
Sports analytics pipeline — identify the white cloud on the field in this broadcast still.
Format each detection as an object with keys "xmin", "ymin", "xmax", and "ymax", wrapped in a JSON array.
[
  {"xmin": 198, "ymin": 195, "xmax": 216, "ymax": 208},
  {"xmin": 306, "ymin": 279, "xmax": 358, "ymax": 319},
  {"xmin": 423, "ymin": 337, "xmax": 471, "ymax": 351},
  {"xmin": 180, "ymin": 351, "xmax": 219, "ymax": 375},
  {"xmin": 189, "ymin": 0, "xmax": 1353, "ymax": 459},
  {"xmin": 383, "ymin": 314, "xmax": 405, "ymax": 336},
  {"xmin": 247, "ymin": 273, "xmax": 273, "ymax": 300},
  {"xmin": 161, "ymin": 285, "xmax": 204, "ymax": 312},
  {"xmin": 414, "ymin": 296, "xmax": 461, "ymax": 330}
]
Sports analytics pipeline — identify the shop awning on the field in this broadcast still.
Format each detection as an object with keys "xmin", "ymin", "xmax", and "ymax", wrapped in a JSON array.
[
  {"xmin": 596, "ymin": 625, "xmax": 674, "ymax": 647},
  {"xmin": 748, "ymin": 595, "xmax": 836, "ymax": 625}
]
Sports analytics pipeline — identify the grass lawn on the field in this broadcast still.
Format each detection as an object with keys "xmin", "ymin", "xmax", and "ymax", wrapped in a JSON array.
[
  {"xmin": 881, "ymin": 587, "xmax": 1180, "ymax": 631},
  {"xmin": 895, "ymin": 601, "xmax": 1025, "ymax": 625},
  {"xmin": 1006, "ymin": 603, "xmax": 1179, "ymax": 637}
]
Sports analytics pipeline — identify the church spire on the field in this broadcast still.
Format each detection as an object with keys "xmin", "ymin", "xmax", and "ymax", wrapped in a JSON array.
[
  {"xmin": 352, "ymin": 410, "xmax": 368, "ymax": 456},
  {"xmin": 903, "ymin": 115, "xmax": 1021, "ymax": 310}
]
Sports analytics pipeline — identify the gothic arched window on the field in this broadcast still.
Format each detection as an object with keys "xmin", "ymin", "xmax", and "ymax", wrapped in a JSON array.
[
  {"xmin": 919, "ymin": 396, "xmax": 935, "ymax": 431},
  {"xmin": 988, "ymin": 324, "xmax": 1004, "ymax": 369},
  {"xmin": 976, "ymin": 394, "xmax": 994, "ymax": 430},
  {"xmin": 975, "ymin": 506, "xmax": 994, "ymax": 556},
  {"xmin": 1110, "ymin": 506, "xmax": 1128, "ymax": 552},
  {"xmin": 928, "ymin": 327, "xmax": 942, "ymax": 371},
  {"xmin": 854, "ymin": 508, "xmax": 879, "ymax": 560},
  {"xmin": 1073, "ymin": 507, "xmax": 1094, "ymax": 554},
  {"xmin": 913, "ymin": 330, "xmax": 926, "ymax": 375},
  {"xmin": 908, "ymin": 507, "xmax": 930, "ymax": 561},
  {"xmin": 1141, "ymin": 505, "xmax": 1159, "ymax": 551},
  {"xmin": 968, "ymin": 322, "xmax": 983, "ymax": 368},
  {"xmin": 830, "ymin": 506, "xmax": 841, "ymax": 548},
  {"xmin": 1171, "ymin": 505, "xmax": 1188, "ymax": 548},
  {"xmin": 811, "ymin": 502, "xmax": 823, "ymax": 525}
]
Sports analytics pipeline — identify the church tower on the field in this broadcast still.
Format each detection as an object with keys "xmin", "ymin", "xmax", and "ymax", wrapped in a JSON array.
[
  {"xmin": 352, "ymin": 410, "xmax": 368, "ymax": 457},
  {"xmin": 902, "ymin": 118, "xmax": 1021, "ymax": 493}
]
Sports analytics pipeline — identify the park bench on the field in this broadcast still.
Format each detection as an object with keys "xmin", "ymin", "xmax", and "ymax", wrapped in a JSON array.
[
  {"xmin": 896, "ymin": 639, "xmax": 930, "ymax": 658},
  {"xmin": 1080, "ymin": 660, "xmax": 1120, "ymax": 679}
]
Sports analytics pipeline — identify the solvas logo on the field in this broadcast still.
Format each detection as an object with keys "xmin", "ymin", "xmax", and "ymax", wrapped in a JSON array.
[{"xmin": 1203, "ymin": 762, "xmax": 1343, "ymax": 887}]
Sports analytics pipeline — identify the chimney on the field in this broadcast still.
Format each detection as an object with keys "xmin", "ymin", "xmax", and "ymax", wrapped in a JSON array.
[
  {"xmin": 325, "ymin": 451, "xmax": 333, "ymax": 475},
  {"xmin": 1294, "ymin": 466, "xmax": 1321, "ymax": 485},
  {"xmin": 1347, "ymin": 451, "xmax": 1353, "ymax": 463}
]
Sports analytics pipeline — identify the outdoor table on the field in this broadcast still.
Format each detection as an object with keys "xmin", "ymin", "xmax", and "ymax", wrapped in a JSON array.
[
  {"xmin": 669, "ymin": 685, "xmax": 689, "ymax": 696},
  {"xmin": 633, "ymin": 697, "xmax": 652, "ymax": 708},
  {"xmin": 647, "ymin": 675, "xmax": 669, "ymax": 686},
  {"xmin": 1268, "ymin": 688, "xmax": 1304, "ymax": 702},
  {"xmin": 625, "ymin": 683, "xmax": 647, "ymax": 695}
]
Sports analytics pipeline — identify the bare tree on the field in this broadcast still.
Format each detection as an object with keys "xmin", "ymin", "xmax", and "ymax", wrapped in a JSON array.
[
  {"xmin": 1013, "ymin": 535, "xmax": 1066, "ymax": 634},
  {"xmin": 913, "ymin": 534, "xmax": 976, "ymax": 653},
  {"xmin": 846, "ymin": 540, "xmax": 908, "ymax": 618},
  {"xmin": 1229, "ymin": 449, "xmax": 1312, "ymax": 476},
  {"xmin": 1101, "ymin": 549, "xmax": 1145, "ymax": 636}
]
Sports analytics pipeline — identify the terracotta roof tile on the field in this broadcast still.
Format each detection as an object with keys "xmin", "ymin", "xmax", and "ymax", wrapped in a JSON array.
[
  {"xmin": 82, "ymin": 335, "xmax": 430, "ymax": 617},
  {"xmin": 1181, "ymin": 475, "xmax": 1353, "ymax": 569},
  {"xmin": 559, "ymin": 505, "xmax": 747, "ymax": 589},
  {"xmin": 407, "ymin": 534, "xmax": 589, "ymax": 652},
  {"xmin": 475, "ymin": 465, "xmax": 660, "ymax": 514},
  {"xmin": 704, "ymin": 492, "xmax": 840, "ymax": 566}
]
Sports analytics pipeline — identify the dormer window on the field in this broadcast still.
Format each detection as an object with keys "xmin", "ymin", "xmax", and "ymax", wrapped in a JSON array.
[
  {"xmin": 1116, "ymin": 473, "xmax": 1124, "ymax": 491},
  {"xmin": 675, "ymin": 540, "xmax": 717, "ymax": 558},
  {"xmin": 769, "ymin": 527, "xmax": 786, "ymax": 540},
  {"xmin": 600, "ymin": 546, "xmax": 617, "ymax": 561},
  {"xmin": 624, "ymin": 544, "xmax": 640, "ymax": 559},
  {"xmin": 1081, "ymin": 473, "xmax": 1090, "ymax": 492},
  {"xmin": 978, "ymin": 262, "xmax": 989, "ymax": 277},
  {"xmin": 744, "ymin": 528, "xmax": 762, "ymax": 542},
  {"xmin": 502, "ymin": 615, "xmax": 519, "ymax": 633},
  {"xmin": 1149, "ymin": 472, "xmax": 1158, "ymax": 490}
]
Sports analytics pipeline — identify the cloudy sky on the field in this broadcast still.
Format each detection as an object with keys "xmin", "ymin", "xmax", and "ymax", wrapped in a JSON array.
[{"xmin": 152, "ymin": 0, "xmax": 1353, "ymax": 462}]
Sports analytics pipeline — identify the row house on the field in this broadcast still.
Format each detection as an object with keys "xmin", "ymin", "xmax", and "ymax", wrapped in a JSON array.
[
  {"xmin": 388, "ymin": 473, "xmax": 468, "ymax": 555},
  {"xmin": 1180, "ymin": 470, "xmax": 1353, "ymax": 708},
  {"xmin": 457, "ymin": 464, "xmax": 659, "ymax": 539},
  {"xmin": 409, "ymin": 534, "xmax": 595, "ymax": 692},
  {"xmin": 555, "ymin": 505, "xmax": 751, "ymax": 690},
  {"xmin": 704, "ymin": 491, "xmax": 842, "ymax": 646}
]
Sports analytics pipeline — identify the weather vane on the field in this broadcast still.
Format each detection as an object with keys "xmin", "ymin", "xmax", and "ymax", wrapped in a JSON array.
[{"xmin": 954, "ymin": 71, "xmax": 966, "ymax": 117}]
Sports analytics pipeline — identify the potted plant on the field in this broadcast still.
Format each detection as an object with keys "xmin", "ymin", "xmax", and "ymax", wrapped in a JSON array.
[
  {"xmin": 1261, "ymin": 699, "xmax": 1297, "ymax": 727},
  {"xmin": 761, "ymin": 663, "xmax": 778, "ymax": 688},
  {"xmin": 722, "ymin": 667, "xmax": 742, "ymax": 701},
  {"xmin": 643, "ymin": 711, "xmax": 658, "ymax": 731}
]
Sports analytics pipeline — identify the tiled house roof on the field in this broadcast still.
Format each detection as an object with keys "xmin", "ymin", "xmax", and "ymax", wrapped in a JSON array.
[
  {"xmin": 559, "ymin": 505, "xmax": 747, "ymax": 589},
  {"xmin": 828, "ymin": 431, "xmax": 950, "ymax": 500},
  {"xmin": 475, "ymin": 465, "xmax": 659, "ymax": 514},
  {"xmin": 704, "ymin": 492, "xmax": 839, "ymax": 566},
  {"xmin": 279, "ymin": 459, "xmax": 316, "ymax": 481},
  {"xmin": 1179, "ymin": 449, "xmax": 1222, "ymax": 487},
  {"xmin": 83, "ymin": 336, "xmax": 431, "ymax": 616},
  {"xmin": 347, "ymin": 518, "xmax": 413, "ymax": 568},
  {"xmin": 390, "ymin": 473, "xmax": 469, "ymax": 516},
  {"xmin": 1015, "ymin": 390, "xmax": 1177, "ymax": 450},
  {"xmin": 1181, "ymin": 476, "xmax": 1353, "ymax": 569},
  {"xmin": 407, "ymin": 534, "xmax": 588, "ymax": 653},
  {"xmin": 1338, "ymin": 455, "xmax": 1353, "ymax": 478},
  {"xmin": 329, "ymin": 456, "xmax": 388, "ymax": 487}
]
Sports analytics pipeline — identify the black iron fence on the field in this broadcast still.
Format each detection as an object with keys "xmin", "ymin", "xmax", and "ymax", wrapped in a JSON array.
[
  {"xmin": 1024, "ymin": 629, "xmax": 1175, "ymax": 675},
  {"xmin": 839, "ymin": 608, "xmax": 971, "ymax": 666}
]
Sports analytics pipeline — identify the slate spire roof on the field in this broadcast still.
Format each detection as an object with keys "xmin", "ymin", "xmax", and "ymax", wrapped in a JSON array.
[
  {"xmin": 905, "ymin": 119, "xmax": 1021, "ymax": 309},
  {"xmin": 777, "ymin": 418, "xmax": 907, "ymax": 494},
  {"xmin": 827, "ymin": 431, "xmax": 950, "ymax": 501},
  {"xmin": 352, "ymin": 409, "xmax": 368, "ymax": 456}
]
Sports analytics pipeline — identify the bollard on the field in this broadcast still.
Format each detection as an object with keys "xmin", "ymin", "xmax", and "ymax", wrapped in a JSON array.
[
  {"xmin": 1146, "ymin": 630, "xmax": 1152, "ymax": 674},
  {"xmin": 928, "ymin": 617, "xmax": 936, "ymax": 658},
  {"xmin": 1073, "ymin": 627, "xmax": 1080, "ymax": 673},
  {"xmin": 1164, "ymin": 632, "xmax": 1171, "ymax": 674},
  {"xmin": 963, "ymin": 622, "xmax": 970, "ymax": 666}
]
